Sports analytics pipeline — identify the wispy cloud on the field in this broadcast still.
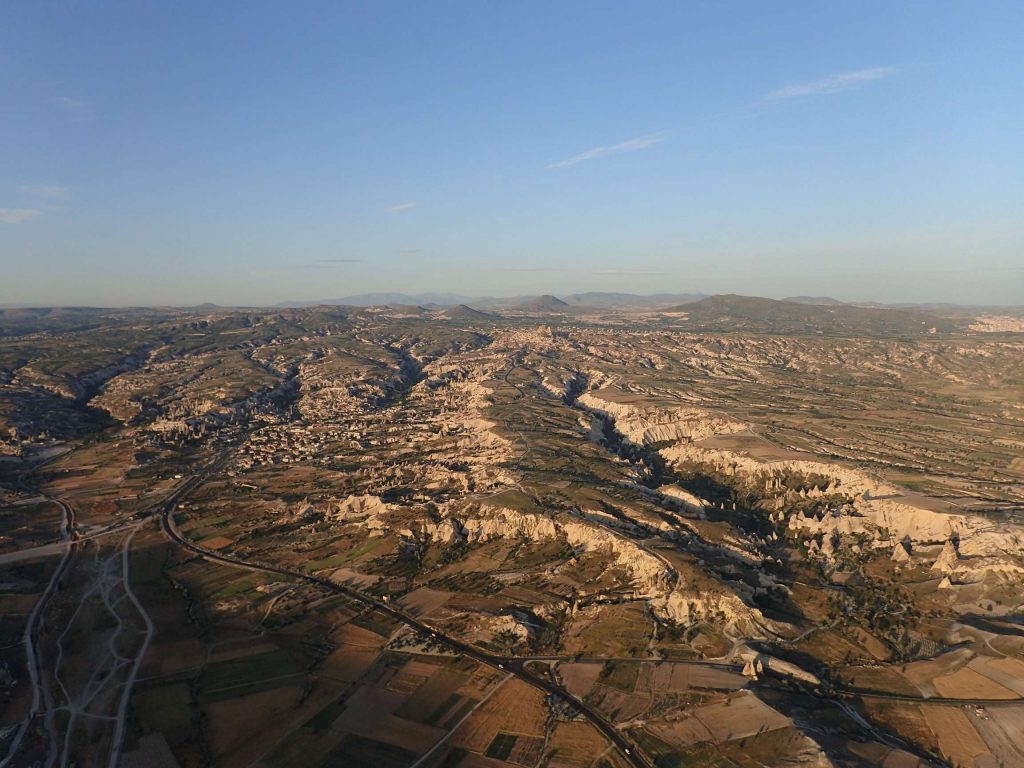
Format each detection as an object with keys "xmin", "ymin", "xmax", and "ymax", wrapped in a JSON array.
[
  {"xmin": 594, "ymin": 268, "xmax": 670, "ymax": 276},
  {"xmin": 497, "ymin": 266, "xmax": 571, "ymax": 273},
  {"xmin": 22, "ymin": 184, "xmax": 69, "ymax": 200},
  {"xmin": 496, "ymin": 266, "xmax": 670, "ymax": 275},
  {"xmin": 0, "ymin": 208, "xmax": 42, "ymax": 224},
  {"xmin": 386, "ymin": 202, "xmax": 416, "ymax": 214},
  {"xmin": 765, "ymin": 67, "xmax": 896, "ymax": 101},
  {"xmin": 51, "ymin": 96, "xmax": 94, "ymax": 121},
  {"xmin": 301, "ymin": 258, "xmax": 362, "ymax": 268},
  {"xmin": 548, "ymin": 132, "xmax": 667, "ymax": 169}
]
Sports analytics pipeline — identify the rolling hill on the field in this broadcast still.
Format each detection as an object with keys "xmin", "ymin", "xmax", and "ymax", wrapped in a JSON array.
[{"xmin": 665, "ymin": 294, "xmax": 964, "ymax": 336}]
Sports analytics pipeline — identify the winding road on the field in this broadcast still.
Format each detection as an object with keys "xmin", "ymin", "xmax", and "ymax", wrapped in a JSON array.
[
  {"xmin": 1, "ymin": 463, "xmax": 215, "ymax": 768},
  {"xmin": 160, "ymin": 494, "xmax": 653, "ymax": 768},
  {"xmin": 1, "ymin": 497, "xmax": 78, "ymax": 768}
]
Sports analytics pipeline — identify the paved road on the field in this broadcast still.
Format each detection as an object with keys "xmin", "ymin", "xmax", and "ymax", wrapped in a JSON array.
[
  {"xmin": 520, "ymin": 654, "xmax": 741, "ymax": 668},
  {"xmin": 2, "ymin": 461, "xmax": 221, "ymax": 768},
  {"xmin": 828, "ymin": 686, "xmax": 1024, "ymax": 707},
  {"xmin": 160, "ymin": 498, "xmax": 652, "ymax": 768},
  {"xmin": 1, "ymin": 496, "xmax": 78, "ymax": 768},
  {"xmin": 153, "ymin": 459, "xmax": 1022, "ymax": 768},
  {"xmin": 0, "ymin": 518, "xmax": 143, "ymax": 566},
  {"xmin": 107, "ymin": 524, "xmax": 156, "ymax": 768}
]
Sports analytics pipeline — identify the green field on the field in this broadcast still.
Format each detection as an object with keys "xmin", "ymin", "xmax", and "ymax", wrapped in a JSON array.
[
  {"xmin": 323, "ymin": 734, "xmax": 418, "ymax": 768},
  {"xmin": 197, "ymin": 648, "xmax": 305, "ymax": 703},
  {"xmin": 486, "ymin": 732, "xmax": 518, "ymax": 760}
]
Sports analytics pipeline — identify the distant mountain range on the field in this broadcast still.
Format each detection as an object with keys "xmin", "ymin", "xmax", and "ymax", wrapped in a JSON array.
[
  {"xmin": 781, "ymin": 295, "xmax": 845, "ymax": 306},
  {"xmin": 515, "ymin": 294, "xmax": 572, "ymax": 311},
  {"xmin": 437, "ymin": 304, "xmax": 497, "ymax": 321},
  {"xmin": 4, "ymin": 295, "xmax": 1021, "ymax": 338},
  {"xmin": 276, "ymin": 292, "xmax": 478, "ymax": 308},
  {"xmin": 561, "ymin": 292, "xmax": 709, "ymax": 308},
  {"xmin": 276, "ymin": 292, "xmax": 709, "ymax": 310}
]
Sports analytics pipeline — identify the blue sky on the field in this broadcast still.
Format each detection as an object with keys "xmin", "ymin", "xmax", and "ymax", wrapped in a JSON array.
[{"xmin": 1, "ymin": 2, "xmax": 1021, "ymax": 306}]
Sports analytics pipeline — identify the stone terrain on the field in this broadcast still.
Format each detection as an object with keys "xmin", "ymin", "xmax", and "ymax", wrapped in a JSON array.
[{"xmin": 1, "ymin": 299, "xmax": 1023, "ymax": 768}]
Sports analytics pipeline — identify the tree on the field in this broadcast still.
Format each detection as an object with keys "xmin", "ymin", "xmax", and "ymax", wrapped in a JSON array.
[{"xmin": 493, "ymin": 628, "xmax": 521, "ymax": 655}]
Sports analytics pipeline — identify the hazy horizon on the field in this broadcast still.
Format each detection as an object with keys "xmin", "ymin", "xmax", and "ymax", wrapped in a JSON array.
[
  {"xmin": 3, "ymin": 286, "xmax": 1024, "ymax": 312},
  {"xmin": 3, "ymin": 2, "xmax": 1022, "ymax": 306}
]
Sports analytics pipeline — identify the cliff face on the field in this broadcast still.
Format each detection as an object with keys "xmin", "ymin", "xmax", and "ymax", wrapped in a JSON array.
[
  {"xmin": 20, "ymin": 350, "xmax": 153, "ymax": 404},
  {"xmin": 655, "ymin": 484, "xmax": 709, "ymax": 514},
  {"xmin": 420, "ymin": 504, "xmax": 671, "ymax": 598},
  {"xmin": 662, "ymin": 443, "xmax": 899, "ymax": 497},
  {"xmin": 650, "ymin": 588, "xmax": 772, "ymax": 636},
  {"xmin": 349, "ymin": 500, "xmax": 775, "ymax": 638},
  {"xmin": 580, "ymin": 385, "xmax": 1024, "ymax": 582},
  {"xmin": 577, "ymin": 392, "xmax": 745, "ymax": 445},
  {"xmin": 328, "ymin": 494, "xmax": 388, "ymax": 520},
  {"xmin": 307, "ymin": 487, "xmax": 773, "ymax": 637},
  {"xmin": 665, "ymin": 443, "xmax": 1024, "ymax": 578}
]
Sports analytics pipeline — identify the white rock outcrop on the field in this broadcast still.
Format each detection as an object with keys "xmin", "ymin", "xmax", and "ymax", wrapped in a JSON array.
[
  {"xmin": 931, "ymin": 540, "xmax": 961, "ymax": 573},
  {"xmin": 656, "ymin": 484, "xmax": 709, "ymax": 513},
  {"xmin": 577, "ymin": 392, "xmax": 746, "ymax": 446},
  {"xmin": 421, "ymin": 505, "xmax": 671, "ymax": 597},
  {"xmin": 329, "ymin": 494, "xmax": 388, "ymax": 520},
  {"xmin": 891, "ymin": 542, "xmax": 911, "ymax": 564},
  {"xmin": 651, "ymin": 589, "xmax": 773, "ymax": 637},
  {"xmin": 665, "ymin": 443, "xmax": 1024, "ymax": 579}
]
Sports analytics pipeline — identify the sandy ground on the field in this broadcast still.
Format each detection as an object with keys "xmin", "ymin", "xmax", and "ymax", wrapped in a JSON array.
[
  {"xmin": 320, "ymin": 646, "xmax": 381, "ymax": 682},
  {"xmin": 558, "ymin": 662, "xmax": 603, "ymax": 698},
  {"xmin": 451, "ymin": 678, "xmax": 547, "ymax": 752},
  {"xmin": 967, "ymin": 656, "xmax": 1024, "ymax": 697},
  {"xmin": 920, "ymin": 705, "xmax": 992, "ymax": 768},
  {"xmin": 969, "ymin": 705, "xmax": 1024, "ymax": 768},
  {"xmin": 201, "ymin": 535, "xmax": 234, "ymax": 549},
  {"xmin": 206, "ymin": 685, "xmax": 305, "ymax": 763},
  {"xmin": 330, "ymin": 685, "xmax": 404, "ymax": 734},
  {"xmin": 547, "ymin": 721, "xmax": 609, "ymax": 767},
  {"xmin": 397, "ymin": 586, "xmax": 453, "ymax": 616},
  {"xmin": 364, "ymin": 713, "xmax": 447, "ymax": 753},
  {"xmin": 846, "ymin": 741, "xmax": 925, "ymax": 768},
  {"xmin": 331, "ymin": 621, "xmax": 389, "ymax": 649},
  {"xmin": 645, "ymin": 692, "xmax": 790, "ymax": 747},
  {"xmin": 932, "ymin": 667, "xmax": 1018, "ymax": 700},
  {"xmin": 589, "ymin": 686, "xmax": 650, "ymax": 723},
  {"xmin": 648, "ymin": 663, "xmax": 746, "ymax": 692},
  {"xmin": 902, "ymin": 648, "xmax": 973, "ymax": 695},
  {"xmin": 328, "ymin": 567, "xmax": 381, "ymax": 588}
]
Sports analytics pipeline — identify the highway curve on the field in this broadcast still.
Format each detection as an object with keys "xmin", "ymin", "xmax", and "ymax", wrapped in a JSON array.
[
  {"xmin": 1, "ymin": 494, "xmax": 78, "ymax": 767},
  {"xmin": 160, "ymin": 496, "xmax": 651, "ymax": 768}
]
